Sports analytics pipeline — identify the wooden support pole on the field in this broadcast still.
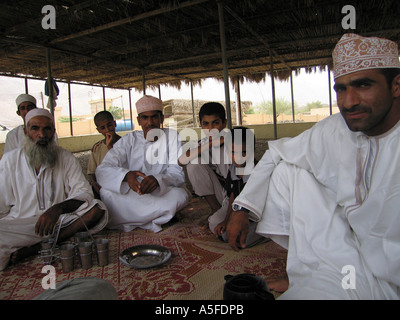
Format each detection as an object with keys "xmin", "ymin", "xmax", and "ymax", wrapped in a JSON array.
[
  {"xmin": 142, "ymin": 71, "xmax": 146, "ymax": 95},
  {"xmin": 102, "ymin": 87, "xmax": 106, "ymax": 111},
  {"xmin": 46, "ymin": 48, "xmax": 54, "ymax": 115},
  {"xmin": 129, "ymin": 89, "xmax": 134, "ymax": 131},
  {"xmin": 328, "ymin": 66, "xmax": 333, "ymax": 115},
  {"xmin": 190, "ymin": 81, "xmax": 196, "ymax": 127},
  {"xmin": 270, "ymin": 51, "xmax": 277, "ymax": 140},
  {"xmin": 217, "ymin": 1, "xmax": 232, "ymax": 129},
  {"xmin": 290, "ymin": 70, "xmax": 295, "ymax": 123},
  {"xmin": 236, "ymin": 76, "xmax": 242, "ymax": 125},
  {"xmin": 68, "ymin": 82, "xmax": 73, "ymax": 136}
]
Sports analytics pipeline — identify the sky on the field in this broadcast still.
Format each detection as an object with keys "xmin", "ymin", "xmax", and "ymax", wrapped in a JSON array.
[
  {"xmin": 146, "ymin": 68, "xmax": 334, "ymax": 107},
  {"xmin": 0, "ymin": 68, "xmax": 335, "ymax": 129}
]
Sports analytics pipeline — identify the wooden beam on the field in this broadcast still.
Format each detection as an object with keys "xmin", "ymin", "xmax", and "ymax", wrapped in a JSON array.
[
  {"xmin": 51, "ymin": 0, "xmax": 210, "ymax": 44},
  {"xmin": 3, "ymin": 0, "xmax": 108, "ymax": 35},
  {"xmin": 223, "ymin": 4, "xmax": 291, "ymax": 72}
]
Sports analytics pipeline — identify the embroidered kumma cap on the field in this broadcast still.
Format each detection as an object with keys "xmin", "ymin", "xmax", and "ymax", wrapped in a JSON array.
[
  {"xmin": 25, "ymin": 108, "xmax": 54, "ymax": 126},
  {"xmin": 333, "ymin": 33, "xmax": 400, "ymax": 79},
  {"xmin": 15, "ymin": 94, "xmax": 37, "ymax": 107},
  {"xmin": 135, "ymin": 95, "xmax": 163, "ymax": 114}
]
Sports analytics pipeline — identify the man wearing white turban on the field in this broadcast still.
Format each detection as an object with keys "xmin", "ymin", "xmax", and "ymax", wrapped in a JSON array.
[
  {"xmin": 3, "ymin": 93, "xmax": 37, "ymax": 154},
  {"xmin": 96, "ymin": 95, "xmax": 190, "ymax": 233},
  {"xmin": 227, "ymin": 34, "xmax": 400, "ymax": 299},
  {"xmin": 0, "ymin": 109, "xmax": 109, "ymax": 270}
]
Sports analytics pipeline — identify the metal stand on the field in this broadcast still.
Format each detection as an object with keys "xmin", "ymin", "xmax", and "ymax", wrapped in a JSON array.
[{"xmin": 39, "ymin": 213, "xmax": 94, "ymax": 265}]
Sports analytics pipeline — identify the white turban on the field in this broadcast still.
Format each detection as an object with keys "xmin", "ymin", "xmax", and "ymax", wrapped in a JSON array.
[
  {"xmin": 135, "ymin": 95, "xmax": 163, "ymax": 114},
  {"xmin": 25, "ymin": 108, "xmax": 54, "ymax": 126},
  {"xmin": 333, "ymin": 33, "xmax": 400, "ymax": 79},
  {"xmin": 15, "ymin": 94, "xmax": 37, "ymax": 107}
]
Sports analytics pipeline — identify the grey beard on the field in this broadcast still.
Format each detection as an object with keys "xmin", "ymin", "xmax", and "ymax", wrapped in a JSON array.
[{"xmin": 23, "ymin": 136, "xmax": 59, "ymax": 169}]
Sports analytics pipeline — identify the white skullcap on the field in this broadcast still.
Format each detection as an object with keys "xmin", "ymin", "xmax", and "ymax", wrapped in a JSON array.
[
  {"xmin": 15, "ymin": 94, "xmax": 37, "ymax": 107},
  {"xmin": 333, "ymin": 33, "xmax": 400, "ymax": 79},
  {"xmin": 25, "ymin": 108, "xmax": 54, "ymax": 126},
  {"xmin": 135, "ymin": 95, "xmax": 163, "ymax": 114}
]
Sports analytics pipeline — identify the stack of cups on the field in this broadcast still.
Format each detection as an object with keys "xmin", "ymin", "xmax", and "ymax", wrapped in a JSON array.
[
  {"xmin": 60, "ymin": 243, "xmax": 76, "ymax": 272},
  {"xmin": 74, "ymin": 231, "xmax": 91, "ymax": 269},
  {"xmin": 95, "ymin": 238, "xmax": 109, "ymax": 267},
  {"xmin": 40, "ymin": 238, "xmax": 56, "ymax": 265},
  {"xmin": 74, "ymin": 231, "xmax": 90, "ymax": 243},
  {"xmin": 59, "ymin": 232, "xmax": 110, "ymax": 272},
  {"xmin": 78, "ymin": 241, "xmax": 93, "ymax": 270}
]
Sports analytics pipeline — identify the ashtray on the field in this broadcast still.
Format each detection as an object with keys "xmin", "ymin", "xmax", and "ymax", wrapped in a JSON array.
[{"xmin": 119, "ymin": 244, "xmax": 171, "ymax": 269}]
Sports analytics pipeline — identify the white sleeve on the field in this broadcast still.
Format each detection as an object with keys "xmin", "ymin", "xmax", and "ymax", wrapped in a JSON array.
[
  {"xmin": 233, "ymin": 150, "xmax": 275, "ymax": 221},
  {"xmin": 0, "ymin": 154, "xmax": 13, "ymax": 217},
  {"xmin": 233, "ymin": 115, "xmax": 343, "ymax": 220},
  {"xmin": 96, "ymin": 137, "xmax": 131, "ymax": 194},
  {"xmin": 152, "ymin": 129, "xmax": 185, "ymax": 196}
]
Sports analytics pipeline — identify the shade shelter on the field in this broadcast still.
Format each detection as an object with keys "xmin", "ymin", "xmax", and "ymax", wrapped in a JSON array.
[{"xmin": 0, "ymin": 0, "xmax": 399, "ymax": 132}]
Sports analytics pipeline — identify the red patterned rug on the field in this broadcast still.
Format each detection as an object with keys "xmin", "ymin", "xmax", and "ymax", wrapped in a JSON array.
[{"xmin": 0, "ymin": 197, "xmax": 287, "ymax": 300}]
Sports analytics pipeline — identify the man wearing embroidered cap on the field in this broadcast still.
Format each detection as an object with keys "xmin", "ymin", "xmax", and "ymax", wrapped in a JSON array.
[
  {"xmin": 332, "ymin": 33, "xmax": 400, "ymax": 135},
  {"xmin": 96, "ymin": 95, "xmax": 189, "ymax": 233},
  {"xmin": 226, "ymin": 33, "xmax": 400, "ymax": 299},
  {"xmin": 0, "ymin": 108, "xmax": 109, "ymax": 270},
  {"xmin": 3, "ymin": 93, "xmax": 37, "ymax": 154}
]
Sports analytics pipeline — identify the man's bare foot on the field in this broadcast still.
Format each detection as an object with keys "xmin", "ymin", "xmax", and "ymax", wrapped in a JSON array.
[
  {"xmin": 267, "ymin": 275, "xmax": 289, "ymax": 293},
  {"xmin": 199, "ymin": 216, "xmax": 210, "ymax": 230}
]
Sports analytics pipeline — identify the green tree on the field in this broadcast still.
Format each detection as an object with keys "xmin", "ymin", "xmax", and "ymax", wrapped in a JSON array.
[
  {"xmin": 244, "ymin": 107, "xmax": 255, "ymax": 114},
  {"xmin": 256, "ymin": 98, "xmax": 294, "ymax": 116},
  {"xmin": 107, "ymin": 106, "xmax": 123, "ymax": 120},
  {"xmin": 59, "ymin": 116, "xmax": 79, "ymax": 122},
  {"xmin": 300, "ymin": 101, "xmax": 324, "ymax": 113}
]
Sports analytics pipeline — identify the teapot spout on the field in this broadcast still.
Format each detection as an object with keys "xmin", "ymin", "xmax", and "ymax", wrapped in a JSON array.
[{"xmin": 256, "ymin": 288, "xmax": 275, "ymax": 300}]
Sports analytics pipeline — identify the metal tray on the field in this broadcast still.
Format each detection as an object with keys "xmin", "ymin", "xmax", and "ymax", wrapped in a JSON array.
[{"xmin": 119, "ymin": 244, "xmax": 171, "ymax": 269}]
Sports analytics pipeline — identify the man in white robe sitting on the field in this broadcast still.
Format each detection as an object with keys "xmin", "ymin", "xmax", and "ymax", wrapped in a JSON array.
[
  {"xmin": 96, "ymin": 95, "xmax": 190, "ymax": 233},
  {"xmin": 227, "ymin": 33, "xmax": 400, "ymax": 299},
  {"xmin": 0, "ymin": 109, "xmax": 108, "ymax": 271}
]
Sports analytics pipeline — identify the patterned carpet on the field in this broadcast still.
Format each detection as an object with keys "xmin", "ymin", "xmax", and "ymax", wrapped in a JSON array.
[{"xmin": 0, "ymin": 197, "xmax": 287, "ymax": 300}]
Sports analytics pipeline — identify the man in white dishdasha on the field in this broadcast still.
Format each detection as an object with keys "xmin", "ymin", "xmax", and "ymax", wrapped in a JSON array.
[
  {"xmin": 96, "ymin": 95, "xmax": 189, "ymax": 233},
  {"xmin": 228, "ymin": 33, "xmax": 400, "ymax": 299},
  {"xmin": 0, "ymin": 109, "xmax": 108, "ymax": 270}
]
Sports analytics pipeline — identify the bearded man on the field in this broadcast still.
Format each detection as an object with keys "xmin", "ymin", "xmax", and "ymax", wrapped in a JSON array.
[{"xmin": 0, "ymin": 109, "xmax": 108, "ymax": 270}]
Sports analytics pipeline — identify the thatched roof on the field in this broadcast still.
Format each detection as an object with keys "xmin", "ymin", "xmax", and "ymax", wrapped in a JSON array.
[{"xmin": 0, "ymin": 0, "xmax": 399, "ymax": 91}]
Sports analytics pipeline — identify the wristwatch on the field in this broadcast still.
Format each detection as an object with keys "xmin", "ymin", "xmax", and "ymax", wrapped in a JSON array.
[{"xmin": 232, "ymin": 204, "xmax": 250, "ymax": 213}]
